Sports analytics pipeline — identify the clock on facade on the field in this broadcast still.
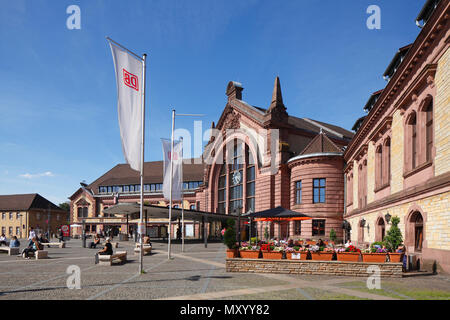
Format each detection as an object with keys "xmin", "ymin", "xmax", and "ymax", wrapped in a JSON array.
[{"xmin": 232, "ymin": 171, "xmax": 242, "ymax": 185}]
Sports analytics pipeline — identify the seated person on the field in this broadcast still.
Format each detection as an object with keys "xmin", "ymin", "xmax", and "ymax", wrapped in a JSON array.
[
  {"xmin": 344, "ymin": 240, "xmax": 352, "ymax": 248},
  {"xmin": 89, "ymin": 234, "xmax": 101, "ymax": 249},
  {"xmin": 9, "ymin": 236, "xmax": 20, "ymax": 248},
  {"xmin": 287, "ymin": 239, "xmax": 294, "ymax": 248},
  {"xmin": 95, "ymin": 238, "xmax": 113, "ymax": 264},
  {"xmin": 316, "ymin": 239, "xmax": 325, "ymax": 247},
  {"xmin": 22, "ymin": 237, "xmax": 42, "ymax": 259},
  {"xmin": 143, "ymin": 235, "xmax": 151, "ymax": 245},
  {"xmin": 0, "ymin": 234, "xmax": 7, "ymax": 246},
  {"xmin": 38, "ymin": 233, "xmax": 49, "ymax": 243}
]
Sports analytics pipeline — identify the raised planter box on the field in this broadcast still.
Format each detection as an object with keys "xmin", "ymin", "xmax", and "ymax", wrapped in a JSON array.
[
  {"xmin": 362, "ymin": 253, "xmax": 387, "ymax": 263},
  {"xmin": 226, "ymin": 259, "xmax": 403, "ymax": 278},
  {"xmin": 239, "ymin": 250, "xmax": 260, "ymax": 259},
  {"xmin": 388, "ymin": 253, "xmax": 404, "ymax": 263},
  {"xmin": 336, "ymin": 252, "xmax": 361, "ymax": 262},
  {"xmin": 310, "ymin": 252, "xmax": 333, "ymax": 261},
  {"xmin": 226, "ymin": 249, "xmax": 238, "ymax": 258},
  {"xmin": 262, "ymin": 251, "xmax": 283, "ymax": 259},
  {"xmin": 286, "ymin": 251, "xmax": 306, "ymax": 260}
]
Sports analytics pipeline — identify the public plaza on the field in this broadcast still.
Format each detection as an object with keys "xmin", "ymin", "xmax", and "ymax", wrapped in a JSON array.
[{"xmin": 0, "ymin": 239, "xmax": 449, "ymax": 300}]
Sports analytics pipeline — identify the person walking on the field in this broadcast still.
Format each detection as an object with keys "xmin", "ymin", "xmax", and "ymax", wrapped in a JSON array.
[{"xmin": 28, "ymin": 227, "xmax": 36, "ymax": 246}]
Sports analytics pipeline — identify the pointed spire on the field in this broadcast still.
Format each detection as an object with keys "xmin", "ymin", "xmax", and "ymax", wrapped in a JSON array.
[{"xmin": 267, "ymin": 76, "xmax": 285, "ymax": 113}]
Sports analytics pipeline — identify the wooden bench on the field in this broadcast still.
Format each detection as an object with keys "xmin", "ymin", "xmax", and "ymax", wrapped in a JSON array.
[
  {"xmin": 0, "ymin": 247, "xmax": 20, "ymax": 256},
  {"xmin": 98, "ymin": 251, "xmax": 127, "ymax": 266},
  {"xmin": 134, "ymin": 246, "xmax": 152, "ymax": 255},
  {"xmin": 44, "ymin": 242, "xmax": 66, "ymax": 248}
]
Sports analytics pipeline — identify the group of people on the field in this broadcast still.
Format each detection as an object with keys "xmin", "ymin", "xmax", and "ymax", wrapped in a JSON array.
[{"xmin": 0, "ymin": 234, "xmax": 20, "ymax": 248}]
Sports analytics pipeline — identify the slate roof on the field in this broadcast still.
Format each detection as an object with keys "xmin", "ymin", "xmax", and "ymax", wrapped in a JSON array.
[{"xmin": 0, "ymin": 194, "xmax": 62, "ymax": 211}]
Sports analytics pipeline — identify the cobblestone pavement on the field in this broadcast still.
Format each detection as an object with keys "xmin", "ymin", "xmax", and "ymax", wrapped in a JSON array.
[{"xmin": 0, "ymin": 239, "xmax": 448, "ymax": 300}]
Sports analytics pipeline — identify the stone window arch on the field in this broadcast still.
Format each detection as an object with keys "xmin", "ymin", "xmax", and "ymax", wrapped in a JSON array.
[
  {"xmin": 419, "ymin": 96, "xmax": 434, "ymax": 163},
  {"xmin": 383, "ymin": 137, "xmax": 391, "ymax": 185},
  {"xmin": 375, "ymin": 145, "xmax": 383, "ymax": 189},
  {"xmin": 405, "ymin": 111, "xmax": 418, "ymax": 171}
]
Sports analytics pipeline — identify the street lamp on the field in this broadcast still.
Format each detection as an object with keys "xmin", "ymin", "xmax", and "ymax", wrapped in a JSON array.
[
  {"xmin": 18, "ymin": 214, "xmax": 23, "ymax": 239},
  {"xmin": 235, "ymin": 206, "xmax": 243, "ymax": 248},
  {"xmin": 385, "ymin": 213, "xmax": 392, "ymax": 224}
]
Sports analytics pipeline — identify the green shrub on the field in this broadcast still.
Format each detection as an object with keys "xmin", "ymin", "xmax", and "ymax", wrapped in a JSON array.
[
  {"xmin": 223, "ymin": 218, "xmax": 237, "ymax": 249},
  {"xmin": 329, "ymin": 228, "xmax": 337, "ymax": 242},
  {"xmin": 250, "ymin": 237, "xmax": 259, "ymax": 244},
  {"xmin": 383, "ymin": 216, "xmax": 403, "ymax": 252},
  {"xmin": 264, "ymin": 227, "xmax": 269, "ymax": 241}
]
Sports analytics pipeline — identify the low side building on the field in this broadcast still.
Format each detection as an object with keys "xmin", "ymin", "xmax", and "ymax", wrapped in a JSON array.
[{"xmin": 0, "ymin": 193, "xmax": 69, "ymax": 239}]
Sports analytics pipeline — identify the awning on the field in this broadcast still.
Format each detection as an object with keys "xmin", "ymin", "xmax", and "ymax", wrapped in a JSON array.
[
  {"xmin": 247, "ymin": 206, "xmax": 312, "ymax": 221},
  {"xmin": 102, "ymin": 203, "xmax": 238, "ymax": 222}
]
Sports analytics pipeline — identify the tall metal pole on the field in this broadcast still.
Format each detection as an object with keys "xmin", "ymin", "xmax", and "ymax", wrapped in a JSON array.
[
  {"xmin": 168, "ymin": 109, "xmax": 175, "ymax": 259},
  {"xmin": 47, "ymin": 204, "xmax": 50, "ymax": 240},
  {"xmin": 139, "ymin": 53, "xmax": 147, "ymax": 274},
  {"xmin": 180, "ymin": 137, "xmax": 185, "ymax": 253}
]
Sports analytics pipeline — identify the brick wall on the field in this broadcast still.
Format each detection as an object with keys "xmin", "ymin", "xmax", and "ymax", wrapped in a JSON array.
[
  {"xmin": 226, "ymin": 258, "xmax": 403, "ymax": 278},
  {"xmin": 435, "ymin": 46, "xmax": 450, "ymax": 176}
]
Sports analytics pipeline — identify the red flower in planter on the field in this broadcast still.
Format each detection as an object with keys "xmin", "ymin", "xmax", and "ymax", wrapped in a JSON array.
[
  {"xmin": 261, "ymin": 243, "xmax": 275, "ymax": 251},
  {"xmin": 345, "ymin": 245, "xmax": 361, "ymax": 253}
]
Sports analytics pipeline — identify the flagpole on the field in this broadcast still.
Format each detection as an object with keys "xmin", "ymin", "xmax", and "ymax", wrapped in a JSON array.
[
  {"xmin": 180, "ymin": 137, "xmax": 185, "ymax": 253},
  {"xmin": 139, "ymin": 53, "xmax": 147, "ymax": 274},
  {"xmin": 168, "ymin": 109, "xmax": 175, "ymax": 259}
]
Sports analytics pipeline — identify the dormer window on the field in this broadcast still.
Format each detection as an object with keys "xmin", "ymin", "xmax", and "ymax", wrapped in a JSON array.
[{"xmin": 416, "ymin": 0, "xmax": 441, "ymax": 28}]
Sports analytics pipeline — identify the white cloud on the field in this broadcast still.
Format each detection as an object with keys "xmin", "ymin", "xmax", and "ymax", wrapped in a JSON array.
[{"xmin": 19, "ymin": 171, "xmax": 55, "ymax": 179}]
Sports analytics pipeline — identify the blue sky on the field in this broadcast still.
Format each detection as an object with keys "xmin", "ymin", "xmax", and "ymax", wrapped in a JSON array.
[{"xmin": 0, "ymin": 0, "xmax": 425, "ymax": 205}]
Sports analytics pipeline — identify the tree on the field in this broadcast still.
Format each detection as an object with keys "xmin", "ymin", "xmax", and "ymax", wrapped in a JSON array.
[
  {"xmin": 329, "ymin": 228, "xmax": 337, "ymax": 242},
  {"xmin": 223, "ymin": 218, "xmax": 237, "ymax": 249},
  {"xmin": 383, "ymin": 216, "xmax": 403, "ymax": 252},
  {"xmin": 59, "ymin": 202, "xmax": 70, "ymax": 211}
]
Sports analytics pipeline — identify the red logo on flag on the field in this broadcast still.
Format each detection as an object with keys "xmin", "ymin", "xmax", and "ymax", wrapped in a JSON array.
[
  {"xmin": 123, "ymin": 69, "xmax": 139, "ymax": 91},
  {"xmin": 168, "ymin": 151, "xmax": 179, "ymax": 161}
]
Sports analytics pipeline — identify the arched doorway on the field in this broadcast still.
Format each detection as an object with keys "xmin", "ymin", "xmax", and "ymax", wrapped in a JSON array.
[
  {"xmin": 375, "ymin": 217, "xmax": 385, "ymax": 242},
  {"xmin": 358, "ymin": 219, "xmax": 365, "ymax": 244},
  {"xmin": 410, "ymin": 212, "xmax": 424, "ymax": 252}
]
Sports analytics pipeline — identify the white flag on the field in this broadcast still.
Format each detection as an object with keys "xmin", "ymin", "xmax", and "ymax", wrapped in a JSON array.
[
  {"xmin": 108, "ymin": 40, "xmax": 144, "ymax": 172},
  {"xmin": 162, "ymin": 138, "xmax": 183, "ymax": 201}
]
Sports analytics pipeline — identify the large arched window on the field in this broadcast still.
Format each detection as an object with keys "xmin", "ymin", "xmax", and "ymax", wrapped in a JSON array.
[
  {"xmin": 383, "ymin": 138, "xmax": 391, "ymax": 185},
  {"xmin": 375, "ymin": 145, "xmax": 383, "ymax": 188},
  {"xmin": 424, "ymin": 99, "xmax": 433, "ymax": 162},
  {"xmin": 408, "ymin": 112, "xmax": 418, "ymax": 170},
  {"xmin": 216, "ymin": 139, "xmax": 256, "ymax": 214}
]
